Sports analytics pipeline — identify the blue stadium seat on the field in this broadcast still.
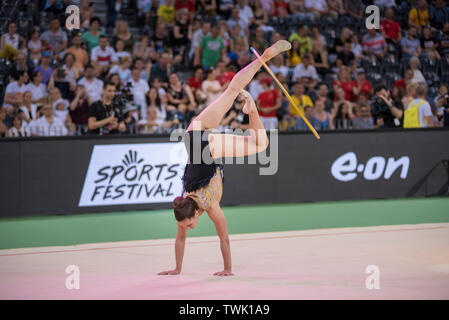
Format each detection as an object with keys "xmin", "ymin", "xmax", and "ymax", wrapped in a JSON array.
[
  {"xmin": 323, "ymin": 29, "xmax": 336, "ymax": 49},
  {"xmin": 337, "ymin": 15, "xmax": 355, "ymax": 31},
  {"xmin": 382, "ymin": 56, "xmax": 400, "ymax": 74},
  {"xmin": 319, "ymin": 16, "xmax": 337, "ymax": 30},
  {"xmin": 362, "ymin": 58, "xmax": 382, "ymax": 74},
  {"xmin": 384, "ymin": 72, "xmax": 401, "ymax": 90},
  {"xmin": 427, "ymin": 86, "xmax": 439, "ymax": 101},
  {"xmin": 424, "ymin": 72, "xmax": 440, "ymax": 88},
  {"xmin": 420, "ymin": 57, "xmax": 439, "ymax": 74},
  {"xmin": 440, "ymin": 59, "xmax": 449, "ymax": 86},
  {"xmin": 324, "ymin": 72, "xmax": 337, "ymax": 88},
  {"xmin": 400, "ymin": 56, "xmax": 411, "ymax": 75}
]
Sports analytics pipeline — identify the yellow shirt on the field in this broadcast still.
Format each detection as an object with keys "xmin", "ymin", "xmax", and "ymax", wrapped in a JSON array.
[
  {"xmin": 290, "ymin": 94, "xmax": 313, "ymax": 116},
  {"xmin": 408, "ymin": 8, "xmax": 429, "ymax": 27},
  {"xmin": 287, "ymin": 51, "xmax": 302, "ymax": 67},
  {"xmin": 157, "ymin": 5, "xmax": 175, "ymax": 24},
  {"xmin": 289, "ymin": 33, "xmax": 312, "ymax": 55}
]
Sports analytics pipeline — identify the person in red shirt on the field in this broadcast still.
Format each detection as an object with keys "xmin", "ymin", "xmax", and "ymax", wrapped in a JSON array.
[
  {"xmin": 393, "ymin": 69, "xmax": 413, "ymax": 91},
  {"xmin": 187, "ymin": 66, "xmax": 204, "ymax": 92},
  {"xmin": 175, "ymin": 0, "xmax": 195, "ymax": 20},
  {"xmin": 352, "ymin": 70, "xmax": 373, "ymax": 100},
  {"xmin": 218, "ymin": 65, "xmax": 236, "ymax": 86},
  {"xmin": 333, "ymin": 67, "xmax": 356, "ymax": 102},
  {"xmin": 273, "ymin": 0, "xmax": 288, "ymax": 16},
  {"xmin": 257, "ymin": 77, "xmax": 282, "ymax": 130},
  {"xmin": 380, "ymin": 7, "xmax": 402, "ymax": 45}
]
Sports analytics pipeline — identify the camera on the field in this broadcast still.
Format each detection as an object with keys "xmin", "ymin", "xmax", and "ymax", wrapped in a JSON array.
[
  {"xmin": 374, "ymin": 95, "xmax": 390, "ymax": 113},
  {"xmin": 111, "ymin": 82, "xmax": 134, "ymax": 122},
  {"xmin": 374, "ymin": 96, "xmax": 384, "ymax": 105}
]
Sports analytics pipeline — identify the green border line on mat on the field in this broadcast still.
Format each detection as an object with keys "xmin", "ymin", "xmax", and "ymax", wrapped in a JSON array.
[{"xmin": 0, "ymin": 198, "xmax": 448, "ymax": 250}]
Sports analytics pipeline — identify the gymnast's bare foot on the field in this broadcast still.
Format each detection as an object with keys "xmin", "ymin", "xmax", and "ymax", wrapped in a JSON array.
[
  {"xmin": 240, "ymin": 89, "xmax": 257, "ymax": 115},
  {"xmin": 158, "ymin": 268, "xmax": 181, "ymax": 275},
  {"xmin": 262, "ymin": 40, "xmax": 291, "ymax": 61},
  {"xmin": 213, "ymin": 269, "xmax": 234, "ymax": 276}
]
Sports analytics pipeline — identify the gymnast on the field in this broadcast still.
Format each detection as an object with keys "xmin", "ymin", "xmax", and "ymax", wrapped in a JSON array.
[{"xmin": 158, "ymin": 40, "xmax": 291, "ymax": 276}]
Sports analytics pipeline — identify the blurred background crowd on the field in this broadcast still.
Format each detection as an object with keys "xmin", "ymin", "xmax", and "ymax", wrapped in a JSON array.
[{"xmin": 0, "ymin": 0, "xmax": 449, "ymax": 137}]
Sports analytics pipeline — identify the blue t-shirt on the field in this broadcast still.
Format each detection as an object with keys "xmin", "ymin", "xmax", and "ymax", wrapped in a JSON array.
[
  {"xmin": 34, "ymin": 66, "xmax": 53, "ymax": 84},
  {"xmin": 294, "ymin": 116, "xmax": 318, "ymax": 131},
  {"xmin": 401, "ymin": 36, "xmax": 421, "ymax": 55}
]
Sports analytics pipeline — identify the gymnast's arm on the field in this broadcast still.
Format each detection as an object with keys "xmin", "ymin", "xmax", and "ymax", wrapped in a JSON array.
[
  {"xmin": 207, "ymin": 204, "xmax": 233, "ymax": 276},
  {"xmin": 158, "ymin": 224, "xmax": 186, "ymax": 275}
]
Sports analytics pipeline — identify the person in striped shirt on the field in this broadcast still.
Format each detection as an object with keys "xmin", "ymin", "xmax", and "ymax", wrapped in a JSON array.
[{"xmin": 361, "ymin": 28, "xmax": 387, "ymax": 60}]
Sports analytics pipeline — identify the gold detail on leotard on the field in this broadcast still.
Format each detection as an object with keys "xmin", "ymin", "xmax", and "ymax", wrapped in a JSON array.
[{"xmin": 187, "ymin": 166, "xmax": 223, "ymax": 212}]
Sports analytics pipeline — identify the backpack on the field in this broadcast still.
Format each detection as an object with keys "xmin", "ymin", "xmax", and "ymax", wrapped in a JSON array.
[{"xmin": 403, "ymin": 99, "xmax": 425, "ymax": 128}]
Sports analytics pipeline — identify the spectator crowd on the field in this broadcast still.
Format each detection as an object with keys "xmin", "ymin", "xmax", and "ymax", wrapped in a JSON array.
[{"xmin": 0, "ymin": 0, "xmax": 449, "ymax": 138}]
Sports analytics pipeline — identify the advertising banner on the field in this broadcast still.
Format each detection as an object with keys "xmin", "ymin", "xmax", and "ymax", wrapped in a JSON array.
[
  {"xmin": 78, "ymin": 142, "xmax": 187, "ymax": 207},
  {"xmin": 0, "ymin": 129, "xmax": 448, "ymax": 217}
]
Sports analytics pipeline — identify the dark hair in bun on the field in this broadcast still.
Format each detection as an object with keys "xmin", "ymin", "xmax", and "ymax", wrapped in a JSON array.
[{"xmin": 173, "ymin": 196, "xmax": 199, "ymax": 222}]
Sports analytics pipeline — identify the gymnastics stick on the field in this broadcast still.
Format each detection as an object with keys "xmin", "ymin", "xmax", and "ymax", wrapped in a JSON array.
[{"xmin": 250, "ymin": 46, "xmax": 321, "ymax": 140}]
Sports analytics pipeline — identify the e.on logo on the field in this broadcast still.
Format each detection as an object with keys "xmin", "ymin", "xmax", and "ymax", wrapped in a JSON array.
[{"xmin": 331, "ymin": 152, "xmax": 410, "ymax": 182}]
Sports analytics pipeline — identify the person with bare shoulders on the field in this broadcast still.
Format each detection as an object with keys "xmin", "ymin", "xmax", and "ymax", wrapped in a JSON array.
[{"xmin": 158, "ymin": 40, "xmax": 291, "ymax": 277}]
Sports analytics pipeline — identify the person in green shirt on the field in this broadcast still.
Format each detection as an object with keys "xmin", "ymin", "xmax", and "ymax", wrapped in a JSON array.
[
  {"xmin": 82, "ymin": 17, "xmax": 104, "ymax": 52},
  {"xmin": 198, "ymin": 24, "xmax": 225, "ymax": 69},
  {"xmin": 288, "ymin": 25, "xmax": 312, "ymax": 56}
]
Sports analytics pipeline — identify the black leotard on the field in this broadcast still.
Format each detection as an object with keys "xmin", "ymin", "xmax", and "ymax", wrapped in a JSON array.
[{"xmin": 181, "ymin": 130, "xmax": 224, "ymax": 193}]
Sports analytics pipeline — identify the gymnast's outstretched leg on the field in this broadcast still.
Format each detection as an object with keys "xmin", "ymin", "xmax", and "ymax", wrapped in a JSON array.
[
  {"xmin": 158, "ymin": 43, "xmax": 292, "ymax": 278},
  {"xmin": 187, "ymin": 40, "xmax": 291, "ymax": 131}
]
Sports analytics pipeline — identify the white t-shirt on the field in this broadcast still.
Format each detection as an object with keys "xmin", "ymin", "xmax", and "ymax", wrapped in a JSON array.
[
  {"xmin": 269, "ymin": 64, "xmax": 289, "ymax": 78},
  {"xmin": 190, "ymin": 29, "xmax": 206, "ymax": 58},
  {"xmin": 61, "ymin": 65, "xmax": 80, "ymax": 83},
  {"xmin": 25, "ymin": 82, "xmax": 47, "ymax": 102},
  {"xmin": 249, "ymin": 79, "xmax": 265, "ymax": 101},
  {"xmin": 201, "ymin": 80, "xmax": 222, "ymax": 106},
  {"xmin": 238, "ymin": 5, "xmax": 254, "ymax": 28},
  {"xmin": 112, "ymin": 50, "xmax": 132, "ymax": 63},
  {"xmin": 406, "ymin": 98, "xmax": 432, "ymax": 128},
  {"xmin": 91, "ymin": 45, "xmax": 115, "ymax": 66},
  {"xmin": 78, "ymin": 77, "xmax": 104, "ymax": 102},
  {"xmin": 4, "ymin": 81, "xmax": 27, "ymax": 107},
  {"xmin": 137, "ymin": 0, "xmax": 152, "ymax": 12},
  {"xmin": 155, "ymin": 104, "xmax": 167, "ymax": 126},
  {"xmin": 5, "ymin": 81, "xmax": 27, "ymax": 95},
  {"xmin": 411, "ymin": 70, "xmax": 426, "ymax": 84},
  {"xmin": 28, "ymin": 39, "xmax": 42, "ymax": 56},
  {"xmin": 351, "ymin": 43, "xmax": 363, "ymax": 58},
  {"xmin": 373, "ymin": 0, "xmax": 396, "ymax": 8},
  {"xmin": 130, "ymin": 77, "xmax": 150, "ymax": 119},
  {"xmin": 158, "ymin": 87, "xmax": 167, "ymax": 99},
  {"xmin": 293, "ymin": 64, "xmax": 318, "ymax": 81},
  {"xmin": 8, "ymin": 126, "xmax": 30, "ymax": 137},
  {"xmin": 28, "ymin": 116, "xmax": 68, "ymax": 136},
  {"xmin": 3, "ymin": 33, "xmax": 19, "ymax": 49},
  {"xmin": 20, "ymin": 104, "xmax": 38, "ymax": 121},
  {"xmin": 304, "ymin": 0, "xmax": 327, "ymax": 11},
  {"xmin": 109, "ymin": 65, "xmax": 131, "ymax": 83},
  {"xmin": 54, "ymin": 109, "xmax": 69, "ymax": 124}
]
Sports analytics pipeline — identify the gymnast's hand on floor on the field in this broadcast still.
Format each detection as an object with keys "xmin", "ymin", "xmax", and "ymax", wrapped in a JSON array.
[
  {"xmin": 213, "ymin": 270, "xmax": 234, "ymax": 276},
  {"xmin": 157, "ymin": 269, "xmax": 181, "ymax": 275}
]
